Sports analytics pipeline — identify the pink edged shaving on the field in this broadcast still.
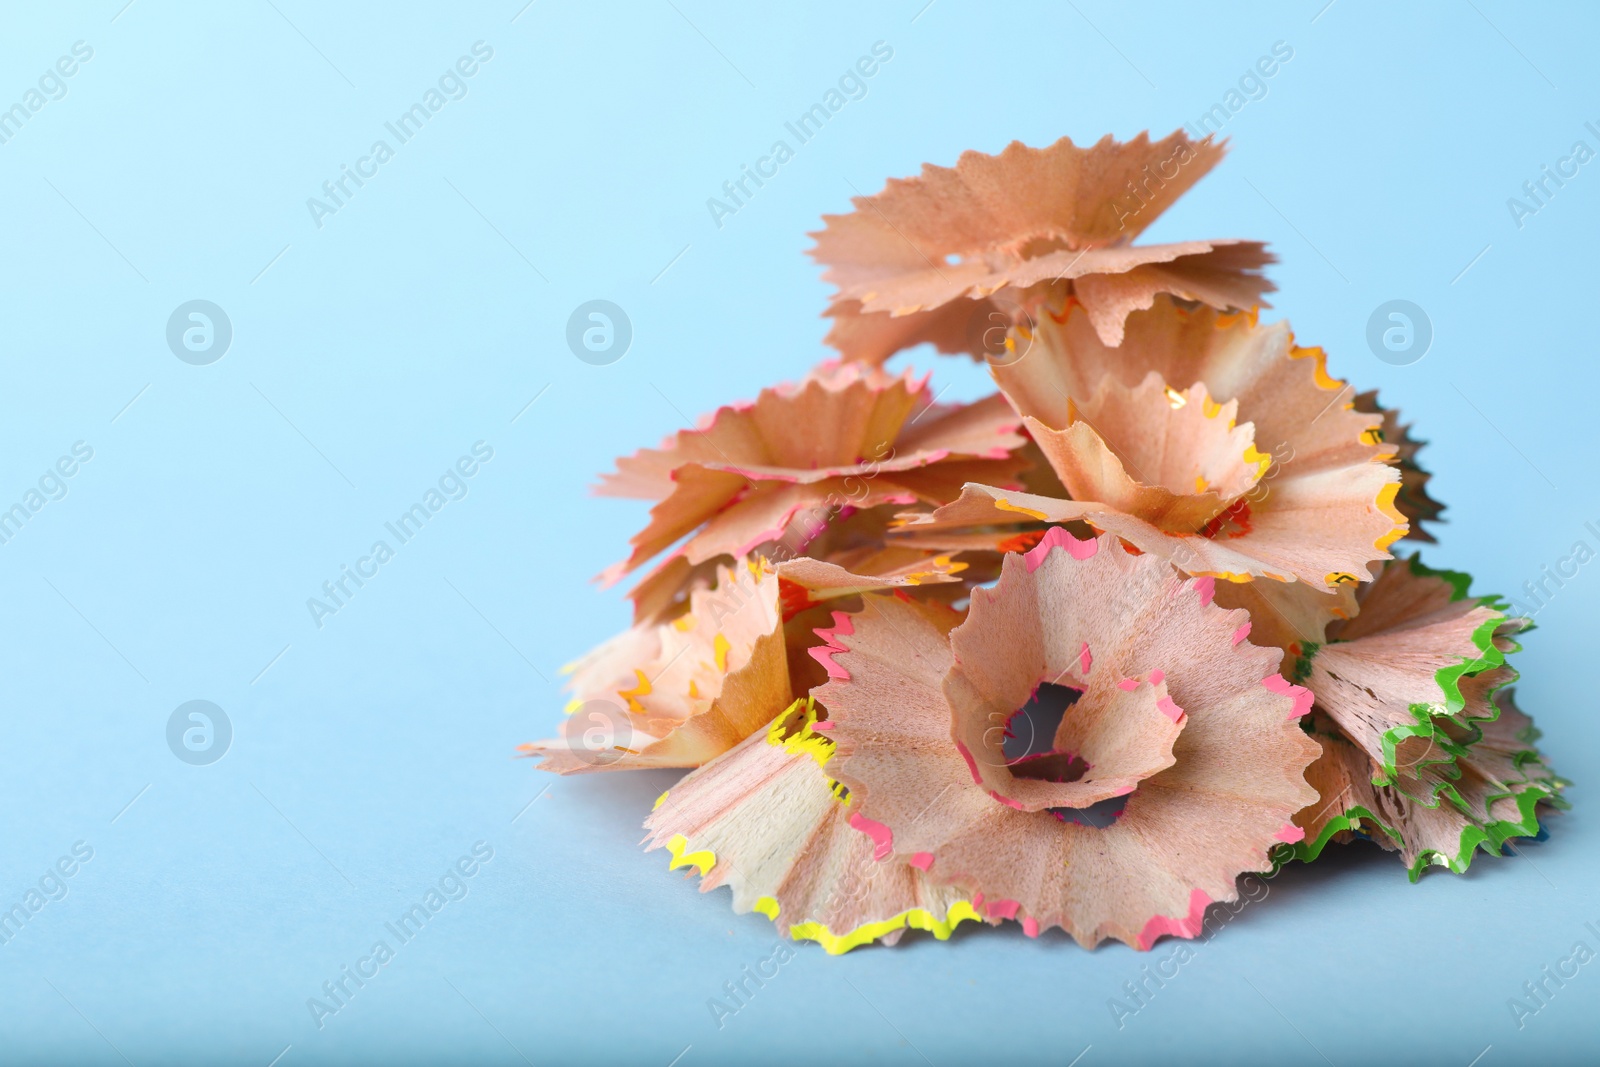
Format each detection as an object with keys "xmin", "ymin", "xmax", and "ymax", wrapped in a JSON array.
[
  {"xmin": 1135, "ymin": 889, "xmax": 1213, "ymax": 951},
  {"xmin": 1023, "ymin": 525, "xmax": 1098, "ymax": 572},
  {"xmin": 807, "ymin": 130, "xmax": 1274, "ymax": 363},
  {"xmin": 597, "ymin": 359, "xmax": 1029, "ymax": 584},
  {"xmin": 984, "ymin": 898, "xmax": 1022, "ymax": 921},
  {"xmin": 808, "ymin": 611, "xmax": 857, "ymax": 681},
  {"xmin": 815, "ymin": 533, "xmax": 1320, "ymax": 948},
  {"xmin": 848, "ymin": 810, "xmax": 895, "ymax": 861},
  {"xmin": 1261, "ymin": 673, "xmax": 1314, "ymax": 720}
]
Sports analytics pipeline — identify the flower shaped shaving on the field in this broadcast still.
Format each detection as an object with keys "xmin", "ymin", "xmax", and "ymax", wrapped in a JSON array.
[
  {"xmin": 645, "ymin": 681, "xmax": 989, "ymax": 953},
  {"xmin": 899, "ymin": 297, "xmax": 1407, "ymax": 591},
  {"xmin": 522, "ymin": 561, "xmax": 792, "ymax": 773},
  {"xmin": 808, "ymin": 130, "xmax": 1275, "ymax": 363},
  {"xmin": 526, "ymin": 550, "xmax": 982, "ymax": 775},
  {"xmin": 598, "ymin": 360, "xmax": 1027, "ymax": 586},
  {"xmin": 815, "ymin": 531, "xmax": 1319, "ymax": 947}
]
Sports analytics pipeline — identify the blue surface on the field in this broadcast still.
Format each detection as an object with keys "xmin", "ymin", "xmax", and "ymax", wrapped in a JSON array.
[{"xmin": 1, "ymin": 1, "xmax": 1596, "ymax": 1064}]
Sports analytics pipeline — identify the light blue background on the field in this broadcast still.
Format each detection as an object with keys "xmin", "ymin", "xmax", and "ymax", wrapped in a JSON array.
[{"xmin": 1, "ymin": 1, "xmax": 1596, "ymax": 1064}]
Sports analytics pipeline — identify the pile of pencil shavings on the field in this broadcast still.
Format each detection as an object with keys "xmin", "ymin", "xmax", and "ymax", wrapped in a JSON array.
[{"xmin": 523, "ymin": 131, "xmax": 1565, "ymax": 954}]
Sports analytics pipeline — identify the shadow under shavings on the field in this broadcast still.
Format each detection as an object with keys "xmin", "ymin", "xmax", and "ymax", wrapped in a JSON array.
[{"xmin": 529, "ymin": 766, "xmax": 1576, "ymax": 957}]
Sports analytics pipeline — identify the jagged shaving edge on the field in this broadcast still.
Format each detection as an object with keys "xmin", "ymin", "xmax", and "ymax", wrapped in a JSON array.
[
  {"xmin": 1280, "ymin": 772, "xmax": 1562, "ymax": 883},
  {"xmin": 1282, "ymin": 556, "xmax": 1567, "ymax": 878},
  {"xmin": 1344, "ymin": 557, "xmax": 1516, "ymax": 788},
  {"xmin": 653, "ymin": 697, "xmax": 983, "ymax": 954}
]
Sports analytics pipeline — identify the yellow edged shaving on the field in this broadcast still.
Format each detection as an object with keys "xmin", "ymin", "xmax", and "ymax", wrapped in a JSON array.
[
  {"xmin": 904, "ymin": 556, "xmax": 968, "ymax": 586},
  {"xmin": 563, "ymin": 697, "xmax": 584, "ymax": 715},
  {"xmin": 1243, "ymin": 443, "xmax": 1271, "ymax": 480},
  {"xmin": 765, "ymin": 697, "xmax": 835, "ymax": 769},
  {"xmin": 1215, "ymin": 306, "xmax": 1260, "ymax": 329},
  {"xmin": 788, "ymin": 901, "xmax": 983, "ymax": 955},
  {"xmin": 713, "ymin": 633, "xmax": 731, "ymax": 673},
  {"xmin": 1164, "ymin": 386, "xmax": 1188, "ymax": 409},
  {"xmin": 1195, "ymin": 569, "xmax": 1255, "ymax": 583},
  {"xmin": 994, "ymin": 498, "xmax": 1049, "ymax": 521},
  {"xmin": 618, "ymin": 668, "xmax": 652, "ymax": 713},
  {"xmin": 653, "ymin": 790, "xmax": 670, "ymax": 811},
  {"xmin": 664, "ymin": 834, "xmax": 715, "ymax": 876},
  {"xmin": 665, "ymin": 705, "xmax": 973, "ymax": 954},
  {"xmin": 1373, "ymin": 481, "xmax": 1408, "ymax": 551},
  {"xmin": 1290, "ymin": 345, "xmax": 1344, "ymax": 391}
]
